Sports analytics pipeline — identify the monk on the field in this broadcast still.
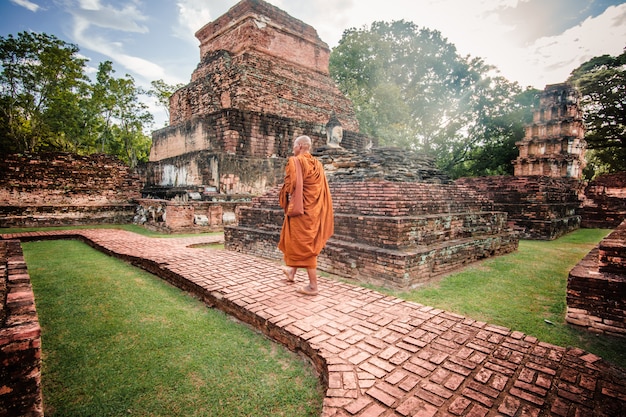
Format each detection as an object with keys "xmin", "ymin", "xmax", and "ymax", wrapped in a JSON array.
[{"xmin": 278, "ymin": 135, "xmax": 334, "ymax": 295}]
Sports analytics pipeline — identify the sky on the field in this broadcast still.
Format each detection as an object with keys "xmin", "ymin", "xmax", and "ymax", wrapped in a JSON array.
[{"xmin": 2, "ymin": 0, "xmax": 626, "ymax": 127}]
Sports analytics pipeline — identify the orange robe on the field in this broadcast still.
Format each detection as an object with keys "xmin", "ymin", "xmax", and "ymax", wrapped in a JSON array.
[{"xmin": 278, "ymin": 153, "xmax": 334, "ymax": 268}]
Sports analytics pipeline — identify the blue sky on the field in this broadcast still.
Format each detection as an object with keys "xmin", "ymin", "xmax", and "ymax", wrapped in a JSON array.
[{"xmin": 2, "ymin": 0, "xmax": 625, "ymax": 127}]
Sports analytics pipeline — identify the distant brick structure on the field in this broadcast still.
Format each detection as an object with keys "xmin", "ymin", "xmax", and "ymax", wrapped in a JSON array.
[
  {"xmin": 513, "ymin": 83, "xmax": 586, "ymax": 179},
  {"xmin": 226, "ymin": 147, "xmax": 519, "ymax": 289},
  {"xmin": 567, "ymin": 219, "xmax": 626, "ymax": 337},
  {"xmin": 0, "ymin": 240, "xmax": 43, "ymax": 417},
  {"xmin": 456, "ymin": 176, "xmax": 582, "ymax": 240},
  {"xmin": 0, "ymin": 153, "xmax": 141, "ymax": 228},
  {"xmin": 579, "ymin": 172, "xmax": 626, "ymax": 229},
  {"xmin": 146, "ymin": 0, "xmax": 369, "ymax": 200},
  {"xmin": 456, "ymin": 83, "xmax": 587, "ymax": 240}
]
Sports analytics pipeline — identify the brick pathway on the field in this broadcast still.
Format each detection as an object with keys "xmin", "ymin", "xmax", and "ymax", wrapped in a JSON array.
[{"xmin": 3, "ymin": 229, "xmax": 626, "ymax": 417}]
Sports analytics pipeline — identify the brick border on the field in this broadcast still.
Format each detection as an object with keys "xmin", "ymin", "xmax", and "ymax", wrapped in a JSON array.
[{"xmin": 0, "ymin": 240, "xmax": 43, "ymax": 417}]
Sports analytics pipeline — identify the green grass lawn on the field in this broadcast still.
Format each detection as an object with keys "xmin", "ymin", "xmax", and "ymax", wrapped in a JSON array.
[
  {"xmin": 23, "ymin": 239, "xmax": 323, "ymax": 417},
  {"xmin": 374, "ymin": 228, "xmax": 626, "ymax": 368}
]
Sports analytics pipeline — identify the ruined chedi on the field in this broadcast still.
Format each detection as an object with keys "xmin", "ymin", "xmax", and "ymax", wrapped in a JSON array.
[
  {"xmin": 143, "ymin": 0, "xmax": 369, "ymax": 199},
  {"xmin": 141, "ymin": 0, "xmax": 519, "ymax": 287},
  {"xmin": 457, "ymin": 83, "xmax": 586, "ymax": 240},
  {"xmin": 207, "ymin": 4, "xmax": 519, "ymax": 290},
  {"xmin": 513, "ymin": 83, "xmax": 586, "ymax": 178}
]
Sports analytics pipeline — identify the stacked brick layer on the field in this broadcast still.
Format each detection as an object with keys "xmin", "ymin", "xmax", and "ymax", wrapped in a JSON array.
[
  {"xmin": 226, "ymin": 153, "xmax": 519, "ymax": 288},
  {"xmin": 3, "ymin": 229, "xmax": 624, "ymax": 417},
  {"xmin": 579, "ymin": 172, "xmax": 626, "ymax": 229},
  {"xmin": 0, "ymin": 240, "xmax": 43, "ymax": 417},
  {"xmin": 456, "ymin": 176, "xmax": 582, "ymax": 240},
  {"xmin": 169, "ymin": 50, "xmax": 357, "ymax": 131},
  {"xmin": 195, "ymin": 0, "xmax": 331, "ymax": 76},
  {"xmin": 147, "ymin": 110, "xmax": 371, "ymax": 197},
  {"xmin": 0, "ymin": 153, "xmax": 140, "ymax": 227},
  {"xmin": 567, "ymin": 220, "xmax": 626, "ymax": 337}
]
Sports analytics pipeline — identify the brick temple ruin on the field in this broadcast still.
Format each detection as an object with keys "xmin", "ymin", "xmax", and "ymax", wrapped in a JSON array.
[
  {"xmin": 0, "ymin": 153, "xmax": 140, "ymax": 228},
  {"xmin": 226, "ymin": 147, "xmax": 519, "ymax": 288},
  {"xmin": 457, "ymin": 83, "xmax": 587, "ymax": 240},
  {"xmin": 190, "ymin": 0, "xmax": 521, "ymax": 288},
  {"xmin": 138, "ymin": 0, "xmax": 370, "ymax": 231}
]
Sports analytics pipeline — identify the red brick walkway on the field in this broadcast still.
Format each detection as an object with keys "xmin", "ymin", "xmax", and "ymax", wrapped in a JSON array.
[{"xmin": 3, "ymin": 229, "xmax": 626, "ymax": 417}]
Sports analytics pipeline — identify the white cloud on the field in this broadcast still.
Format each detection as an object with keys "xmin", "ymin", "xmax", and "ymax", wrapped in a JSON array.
[
  {"xmin": 71, "ymin": 1, "xmax": 148, "ymax": 33},
  {"xmin": 173, "ymin": 0, "xmax": 217, "ymax": 45},
  {"xmin": 497, "ymin": 3, "xmax": 626, "ymax": 88},
  {"xmin": 9, "ymin": 0, "xmax": 40, "ymax": 12},
  {"xmin": 68, "ymin": 2, "xmax": 165, "ymax": 82},
  {"xmin": 269, "ymin": 0, "xmax": 625, "ymax": 89}
]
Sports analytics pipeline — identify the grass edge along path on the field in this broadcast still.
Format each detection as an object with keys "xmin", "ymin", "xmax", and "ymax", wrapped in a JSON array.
[
  {"xmin": 23, "ymin": 239, "xmax": 324, "ymax": 417},
  {"xmin": 369, "ymin": 228, "xmax": 626, "ymax": 369}
]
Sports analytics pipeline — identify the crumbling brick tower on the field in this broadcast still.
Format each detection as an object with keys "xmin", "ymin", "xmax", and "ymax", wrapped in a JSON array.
[
  {"xmin": 145, "ymin": 0, "xmax": 367, "ymax": 198},
  {"xmin": 513, "ymin": 83, "xmax": 586, "ymax": 178},
  {"xmin": 457, "ymin": 83, "xmax": 587, "ymax": 240}
]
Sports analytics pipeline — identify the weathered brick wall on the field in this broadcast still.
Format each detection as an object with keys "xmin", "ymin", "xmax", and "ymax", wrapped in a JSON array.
[
  {"xmin": 135, "ymin": 198, "xmax": 249, "ymax": 233},
  {"xmin": 579, "ymin": 172, "xmax": 626, "ymax": 229},
  {"xmin": 0, "ymin": 153, "xmax": 141, "ymax": 227},
  {"xmin": 0, "ymin": 240, "xmax": 43, "ymax": 417},
  {"xmin": 456, "ymin": 175, "xmax": 582, "ymax": 240},
  {"xmin": 566, "ymin": 220, "xmax": 626, "ymax": 337},
  {"xmin": 147, "ymin": 111, "xmax": 372, "ymax": 197},
  {"xmin": 169, "ymin": 50, "xmax": 357, "ymax": 132},
  {"xmin": 226, "ymin": 148, "xmax": 519, "ymax": 289}
]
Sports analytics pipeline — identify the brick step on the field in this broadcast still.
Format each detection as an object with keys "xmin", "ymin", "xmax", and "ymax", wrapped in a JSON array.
[{"xmin": 225, "ymin": 225, "xmax": 518, "ymax": 288}]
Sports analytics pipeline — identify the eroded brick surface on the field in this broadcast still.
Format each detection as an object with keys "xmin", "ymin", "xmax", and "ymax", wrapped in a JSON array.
[
  {"xmin": 0, "ymin": 240, "xmax": 43, "ymax": 417},
  {"xmin": 3, "ymin": 229, "xmax": 625, "ymax": 417}
]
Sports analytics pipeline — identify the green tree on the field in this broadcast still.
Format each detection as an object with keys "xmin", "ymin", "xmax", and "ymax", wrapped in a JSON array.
[
  {"xmin": 0, "ymin": 31, "xmax": 88, "ymax": 153},
  {"xmin": 93, "ymin": 61, "xmax": 153, "ymax": 167},
  {"xmin": 329, "ymin": 20, "xmax": 533, "ymax": 178},
  {"xmin": 1, "ymin": 32, "xmax": 153, "ymax": 166},
  {"xmin": 568, "ymin": 49, "xmax": 626, "ymax": 176},
  {"xmin": 148, "ymin": 79, "xmax": 184, "ymax": 126},
  {"xmin": 446, "ymin": 87, "xmax": 540, "ymax": 178}
]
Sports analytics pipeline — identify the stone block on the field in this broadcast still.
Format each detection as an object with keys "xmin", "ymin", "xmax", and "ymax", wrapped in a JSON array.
[{"xmin": 566, "ymin": 220, "xmax": 626, "ymax": 337}]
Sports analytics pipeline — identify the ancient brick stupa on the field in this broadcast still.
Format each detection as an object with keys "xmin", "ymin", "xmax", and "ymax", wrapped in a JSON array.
[
  {"xmin": 144, "ymin": 0, "xmax": 368, "ymax": 199},
  {"xmin": 457, "ymin": 83, "xmax": 586, "ymax": 240},
  {"xmin": 513, "ymin": 83, "xmax": 586, "ymax": 178},
  {"xmin": 139, "ymin": 0, "xmax": 371, "ymax": 231}
]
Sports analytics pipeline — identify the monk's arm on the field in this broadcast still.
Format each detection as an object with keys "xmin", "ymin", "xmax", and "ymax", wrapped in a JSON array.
[{"xmin": 283, "ymin": 157, "xmax": 297, "ymax": 194}]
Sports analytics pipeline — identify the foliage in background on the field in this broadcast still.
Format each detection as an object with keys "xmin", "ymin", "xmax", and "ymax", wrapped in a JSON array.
[
  {"xmin": 329, "ymin": 20, "xmax": 540, "ymax": 178},
  {"xmin": 0, "ymin": 32, "xmax": 177, "ymax": 167},
  {"xmin": 0, "ymin": 32, "xmax": 88, "ymax": 154},
  {"xmin": 147, "ymin": 79, "xmax": 185, "ymax": 125},
  {"xmin": 568, "ymin": 49, "xmax": 626, "ymax": 178},
  {"xmin": 2, "ymin": 29, "xmax": 622, "ymax": 177}
]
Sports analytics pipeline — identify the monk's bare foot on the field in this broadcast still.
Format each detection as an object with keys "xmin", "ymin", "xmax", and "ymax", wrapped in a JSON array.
[
  {"xmin": 281, "ymin": 266, "xmax": 296, "ymax": 283},
  {"xmin": 296, "ymin": 285, "xmax": 318, "ymax": 296}
]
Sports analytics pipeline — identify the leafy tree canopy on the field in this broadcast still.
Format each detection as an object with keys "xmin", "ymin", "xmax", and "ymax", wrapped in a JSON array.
[
  {"xmin": 0, "ymin": 31, "xmax": 168, "ymax": 167},
  {"xmin": 329, "ymin": 20, "xmax": 539, "ymax": 178},
  {"xmin": 568, "ymin": 49, "xmax": 626, "ymax": 176}
]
